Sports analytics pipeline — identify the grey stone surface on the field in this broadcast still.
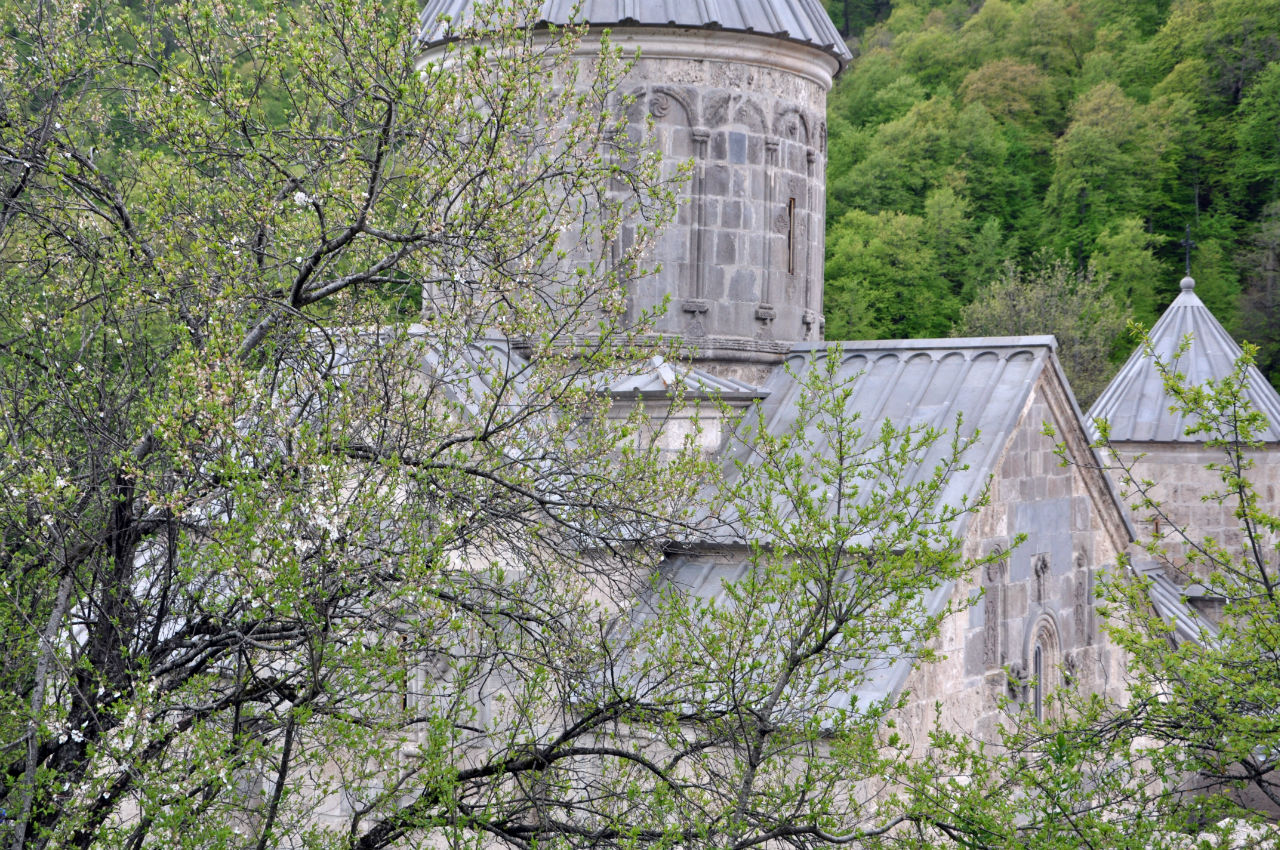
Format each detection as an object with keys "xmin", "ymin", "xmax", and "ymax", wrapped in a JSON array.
[{"xmin": 419, "ymin": 20, "xmax": 838, "ymax": 375}]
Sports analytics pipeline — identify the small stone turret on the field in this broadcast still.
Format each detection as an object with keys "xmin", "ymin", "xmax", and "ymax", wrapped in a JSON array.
[
  {"xmin": 419, "ymin": 1, "xmax": 851, "ymax": 380},
  {"xmin": 1088, "ymin": 274, "xmax": 1280, "ymax": 573}
]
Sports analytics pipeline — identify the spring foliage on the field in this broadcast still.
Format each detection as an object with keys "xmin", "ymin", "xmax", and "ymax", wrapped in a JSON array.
[
  {"xmin": 0, "ymin": 1, "xmax": 993, "ymax": 848},
  {"xmin": 822, "ymin": 0, "xmax": 1280, "ymax": 388}
]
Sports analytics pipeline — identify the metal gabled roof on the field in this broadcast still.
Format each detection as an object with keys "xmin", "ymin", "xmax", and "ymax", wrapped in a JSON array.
[
  {"xmin": 607, "ymin": 356, "xmax": 768, "ymax": 401},
  {"xmin": 1133, "ymin": 559, "xmax": 1218, "ymax": 647},
  {"xmin": 417, "ymin": 0, "xmax": 853, "ymax": 67},
  {"xmin": 1087, "ymin": 277, "xmax": 1280, "ymax": 443},
  {"xmin": 715, "ymin": 336, "xmax": 1058, "ymax": 545},
  {"xmin": 630, "ymin": 337, "xmax": 1060, "ymax": 709}
]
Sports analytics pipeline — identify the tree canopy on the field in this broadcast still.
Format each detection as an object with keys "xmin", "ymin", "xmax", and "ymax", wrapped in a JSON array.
[
  {"xmin": 0, "ymin": 2, "xmax": 992, "ymax": 848},
  {"xmin": 822, "ymin": 0, "xmax": 1280, "ymax": 389}
]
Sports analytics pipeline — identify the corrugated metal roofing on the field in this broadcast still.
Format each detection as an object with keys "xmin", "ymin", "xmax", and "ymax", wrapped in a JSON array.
[
  {"xmin": 635, "ymin": 337, "xmax": 1060, "ymax": 708},
  {"xmin": 1087, "ymin": 278, "xmax": 1280, "ymax": 443},
  {"xmin": 1133, "ymin": 559, "xmax": 1218, "ymax": 646},
  {"xmin": 715, "ymin": 337, "xmax": 1057, "ymax": 545},
  {"xmin": 417, "ymin": 0, "xmax": 853, "ymax": 66}
]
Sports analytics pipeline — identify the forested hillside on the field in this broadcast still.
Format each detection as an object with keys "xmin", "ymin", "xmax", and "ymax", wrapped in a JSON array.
[{"xmin": 820, "ymin": 0, "xmax": 1280, "ymax": 390}]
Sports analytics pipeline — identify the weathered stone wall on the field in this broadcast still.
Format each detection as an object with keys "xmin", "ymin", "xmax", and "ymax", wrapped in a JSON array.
[
  {"xmin": 1099, "ymin": 442, "xmax": 1280, "ymax": 580},
  {"xmin": 894, "ymin": 369, "xmax": 1131, "ymax": 746},
  {"xmin": 584, "ymin": 30, "xmax": 837, "ymax": 380}
]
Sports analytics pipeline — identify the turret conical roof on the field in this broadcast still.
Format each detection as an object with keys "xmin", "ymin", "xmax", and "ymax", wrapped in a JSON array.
[
  {"xmin": 418, "ymin": 0, "xmax": 853, "ymax": 67},
  {"xmin": 1087, "ymin": 276, "xmax": 1280, "ymax": 442}
]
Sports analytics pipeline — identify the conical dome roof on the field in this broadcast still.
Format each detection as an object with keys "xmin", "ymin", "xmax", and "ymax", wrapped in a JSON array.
[
  {"xmin": 418, "ymin": 0, "xmax": 852, "ymax": 67},
  {"xmin": 1087, "ymin": 276, "xmax": 1280, "ymax": 442}
]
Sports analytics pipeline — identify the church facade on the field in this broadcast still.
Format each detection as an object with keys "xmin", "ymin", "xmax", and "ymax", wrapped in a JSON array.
[{"xmin": 416, "ymin": 0, "xmax": 1279, "ymax": 748}]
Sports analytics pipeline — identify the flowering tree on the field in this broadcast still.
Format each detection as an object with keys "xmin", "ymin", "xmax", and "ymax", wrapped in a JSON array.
[
  {"xmin": 0, "ymin": 0, "xmax": 698, "ymax": 845},
  {"xmin": 0, "ymin": 1, "xmax": 992, "ymax": 848}
]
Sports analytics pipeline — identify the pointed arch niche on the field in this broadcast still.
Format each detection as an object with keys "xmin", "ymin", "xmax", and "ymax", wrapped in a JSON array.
[{"xmin": 1024, "ymin": 613, "xmax": 1061, "ymax": 721}]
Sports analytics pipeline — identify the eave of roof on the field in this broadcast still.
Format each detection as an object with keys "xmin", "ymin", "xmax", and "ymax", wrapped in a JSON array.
[{"xmin": 417, "ymin": 0, "xmax": 853, "ymax": 68}]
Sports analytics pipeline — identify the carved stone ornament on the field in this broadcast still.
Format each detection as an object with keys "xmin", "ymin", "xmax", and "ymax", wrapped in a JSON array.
[
  {"xmin": 772, "ymin": 208, "xmax": 791, "ymax": 234},
  {"xmin": 1007, "ymin": 661, "xmax": 1027, "ymax": 699},
  {"xmin": 983, "ymin": 588, "xmax": 1002, "ymax": 669},
  {"xmin": 1034, "ymin": 554, "xmax": 1050, "ymax": 602},
  {"xmin": 985, "ymin": 546, "xmax": 1007, "ymax": 582},
  {"xmin": 649, "ymin": 93, "xmax": 671, "ymax": 118},
  {"xmin": 682, "ymin": 298, "xmax": 709, "ymax": 339}
]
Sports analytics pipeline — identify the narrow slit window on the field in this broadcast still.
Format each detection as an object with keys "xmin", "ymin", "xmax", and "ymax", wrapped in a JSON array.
[
  {"xmin": 1032, "ymin": 643, "xmax": 1044, "ymax": 721},
  {"xmin": 786, "ymin": 197, "xmax": 796, "ymax": 275}
]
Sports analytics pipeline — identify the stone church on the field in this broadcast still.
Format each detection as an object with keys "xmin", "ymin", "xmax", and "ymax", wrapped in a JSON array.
[{"xmin": 416, "ymin": 0, "xmax": 1280, "ymax": 744}]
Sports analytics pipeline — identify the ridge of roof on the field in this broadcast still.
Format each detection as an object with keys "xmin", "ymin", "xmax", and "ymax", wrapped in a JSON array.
[
  {"xmin": 606, "ymin": 356, "xmax": 769, "ymax": 400},
  {"xmin": 790, "ymin": 335, "xmax": 1058, "ymax": 353}
]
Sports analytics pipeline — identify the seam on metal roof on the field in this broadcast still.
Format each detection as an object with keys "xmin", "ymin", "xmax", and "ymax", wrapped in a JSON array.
[{"xmin": 418, "ymin": 0, "xmax": 853, "ymax": 65}]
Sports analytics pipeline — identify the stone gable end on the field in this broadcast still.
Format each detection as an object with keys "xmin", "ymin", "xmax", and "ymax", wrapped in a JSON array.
[{"xmin": 893, "ymin": 366, "xmax": 1130, "ymax": 746}]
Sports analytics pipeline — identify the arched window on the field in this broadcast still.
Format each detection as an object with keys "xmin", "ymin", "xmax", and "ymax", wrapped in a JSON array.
[{"xmin": 1025, "ymin": 616, "xmax": 1059, "ymax": 721}]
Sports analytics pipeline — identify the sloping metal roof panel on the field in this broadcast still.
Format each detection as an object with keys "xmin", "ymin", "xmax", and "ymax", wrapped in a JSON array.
[
  {"xmin": 636, "ymin": 337, "xmax": 1058, "ymax": 708},
  {"xmin": 714, "ymin": 337, "xmax": 1056, "ymax": 546},
  {"xmin": 1132, "ymin": 558, "xmax": 1218, "ymax": 647},
  {"xmin": 1087, "ymin": 281, "xmax": 1280, "ymax": 442},
  {"xmin": 606, "ymin": 356, "xmax": 768, "ymax": 400},
  {"xmin": 418, "ymin": 0, "xmax": 853, "ymax": 65}
]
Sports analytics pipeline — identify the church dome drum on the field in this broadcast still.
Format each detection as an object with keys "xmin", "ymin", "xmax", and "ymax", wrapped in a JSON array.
[{"xmin": 419, "ymin": 0, "xmax": 852, "ymax": 379}]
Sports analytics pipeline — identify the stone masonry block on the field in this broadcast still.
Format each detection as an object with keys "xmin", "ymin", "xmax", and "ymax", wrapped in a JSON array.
[
  {"xmin": 729, "ymin": 268, "xmax": 755, "ymax": 301},
  {"xmin": 716, "ymin": 233, "xmax": 738, "ymax": 265},
  {"xmin": 722, "ymin": 200, "xmax": 742, "ymax": 229},
  {"xmin": 1006, "ymin": 583, "xmax": 1028, "ymax": 619},
  {"xmin": 964, "ymin": 635, "xmax": 986, "ymax": 677},
  {"xmin": 705, "ymin": 164, "xmax": 730, "ymax": 196},
  {"xmin": 710, "ymin": 131, "xmax": 727, "ymax": 161}
]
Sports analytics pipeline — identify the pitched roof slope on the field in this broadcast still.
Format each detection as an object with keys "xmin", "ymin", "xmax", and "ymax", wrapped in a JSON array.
[
  {"xmin": 418, "ymin": 0, "xmax": 853, "ymax": 66},
  {"xmin": 635, "ymin": 336, "xmax": 1204, "ymax": 711},
  {"xmin": 716, "ymin": 336, "xmax": 1056, "ymax": 544},
  {"xmin": 1087, "ymin": 277, "xmax": 1280, "ymax": 442},
  {"xmin": 649, "ymin": 337, "xmax": 1061, "ymax": 710}
]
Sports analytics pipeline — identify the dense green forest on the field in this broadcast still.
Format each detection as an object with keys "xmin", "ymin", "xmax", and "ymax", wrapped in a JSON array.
[{"xmin": 819, "ymin": 0, "xmax": 1280, "ymax": 391}]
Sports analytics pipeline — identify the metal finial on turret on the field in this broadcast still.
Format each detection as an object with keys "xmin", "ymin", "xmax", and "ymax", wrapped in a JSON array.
[{"xmin": 1179, "ymin": 224, "xmax": 1196, "ymax": 290}]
